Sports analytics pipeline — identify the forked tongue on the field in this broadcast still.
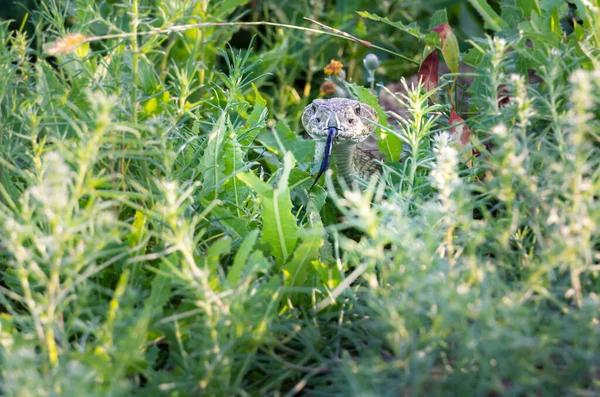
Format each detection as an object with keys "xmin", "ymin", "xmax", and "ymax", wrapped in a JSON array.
[{"xmin": 308, "ymin": 126, "xmax": 337, "ymax": 192}]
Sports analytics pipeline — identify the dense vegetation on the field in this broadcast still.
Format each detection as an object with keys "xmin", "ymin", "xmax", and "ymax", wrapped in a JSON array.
[{"xmin": 0, "ymin": 0, "xmax": 599, "ymax": 395}]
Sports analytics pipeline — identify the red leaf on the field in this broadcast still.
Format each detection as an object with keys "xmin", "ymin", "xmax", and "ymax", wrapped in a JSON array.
[
  {"xmin": 418, "ymin": 50, "xmax": 439, "ymax": 91},
  {"xmin": 432, "ymin": 24, "xmax": 459, "ymax": 74},
  {"xmin": 432, "ymin": 24, "xmax": 451, "ymax": 41},
  {"xmin": 449, "ymin": 110, "xmax": 470, "ymax": 145}
]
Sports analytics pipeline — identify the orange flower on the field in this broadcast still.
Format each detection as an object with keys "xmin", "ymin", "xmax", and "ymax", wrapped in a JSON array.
[
  {"xmin": 320, "ymin": 81, "xmax": 337, "ymax": 95},
  {"xmin": 324, "ymin": 59, "xmax": 343, "ymax": 75}
]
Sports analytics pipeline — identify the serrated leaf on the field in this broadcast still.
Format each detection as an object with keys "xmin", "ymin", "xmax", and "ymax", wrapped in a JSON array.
[
  {"xmin": 349, "ymin": 84, "xmax": 403, "ymax": 162},
  {"xmin": 358, "ymin": 11, "xmax": 440, "ymax": 48},
  {"xmin": 237, "ymin": 152, "xmax": 299, "ymax": 266},
  {"xmin": 468, "ymin": 0, "xmax": 509, "ymax": 32}
]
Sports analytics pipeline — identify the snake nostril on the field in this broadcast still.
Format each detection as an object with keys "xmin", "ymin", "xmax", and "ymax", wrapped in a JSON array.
[
  {"xmin": 348, "ymin": 119, "xmax": 355, "ymax": 124},
  {"xmin": 316, "ymin": 118, "xmax": 321, "ymax": 123}
]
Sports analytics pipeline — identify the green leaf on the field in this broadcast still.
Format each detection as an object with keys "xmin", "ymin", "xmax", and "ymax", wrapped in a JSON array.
[
  {"xmin": 358, "ymin": 11, "xmax": 440, "ymax": 48},
  {"xmin": 236, "ymin": 169, "xmax": 272, "ymax": 196},
  {"xmin": 228, "ymin": 230, "xmax": 260, "ymax": 285},
  {"xmin": 199, "ymin": 112, "xmax": 228, "ymax": 199},
  {"xmin": 429, "ymin": 9, "xmax": 449, "ymax": 30},
  {"xmin": 258, "ymin": 120, "xmax": 314, "ymax": 164},
  {"xmin": 127, "ymin": 210, "xmax": 147, "ymax": 248},
  {"xmin": 468, "ymin": 0, "xmax": 509, "ymax": 32},
  {"xmin": 207, "ymin": 204, "xmax": 250, "ymax": 238},
  {"xmin": 205, "ymin": 236, "xmax": 232, "ymax": 290},
  {"xmin": 463, "ymin": 47, "xmax": 485, "ymax": 67},
  {"xmin": 432, "ymin": 24, "xmax": 460, "ymax": 75},
  {"xmin": 205, "ymin": 236, "xmax": 231, "ymax": 274},
  {"xmin": 145, "ymin": 261, "xmax": 172, "ymax": 318},
  {"xmin": 514, "ymin": 0, "xmax": 541, "ymax": 17},
  {"xmin": 223, "ymin": 119, "xmax": 250, "ymax": 211},
  {"xmin": 282, "ymin": 230, "xmax": 322, "ymax": 288},
  {"xmin": 239, "ymin": 83, "xmax": 268, "ymax": 148},
  {"xmin": 237, "ymin": 152, "xmax": 299, "ymax": 266},
  {"xmin": 313, "ymin": 259, "xmax": 342, "ymax": 290},
  {"xmin": 349, "ymin": 84, "xmax": 403, "ymax": 162},
  {"xmin": 213, "ymin": 0, "xmax": 249, "ymax": 17}
]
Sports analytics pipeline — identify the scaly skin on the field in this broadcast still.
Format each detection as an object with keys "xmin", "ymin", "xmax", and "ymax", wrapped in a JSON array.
[{"xmin": 301, "ymin": 98, "xmax": 380, "ymax": 187}]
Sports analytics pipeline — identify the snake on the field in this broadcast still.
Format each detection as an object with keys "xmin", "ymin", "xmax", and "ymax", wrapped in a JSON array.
[{"xmin": 301, "ymin": 98, "xmax": 381, "ymax": 190}]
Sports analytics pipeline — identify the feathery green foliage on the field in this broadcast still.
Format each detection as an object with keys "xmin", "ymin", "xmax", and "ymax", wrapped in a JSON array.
[{"xmin": 0, "ymin": 0, "xmax": 599, "ymax": 395}]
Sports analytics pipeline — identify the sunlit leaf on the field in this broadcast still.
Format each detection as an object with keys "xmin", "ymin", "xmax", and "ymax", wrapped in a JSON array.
[
  {"xmin": 237, "ymin": 152, "xmax": 299, "ymax": 266},
  {"xmin": 349, "ymin": 84, "xmax": 403, "ymax": 162},
  {"xmin": 432, "ymin": 24, "xmax": 460, "ymax": 75}
]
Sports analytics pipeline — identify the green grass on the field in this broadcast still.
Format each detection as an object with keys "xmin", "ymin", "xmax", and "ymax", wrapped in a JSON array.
[{"xmin": 0, "ymin": 0, "xmax": 599, "ymax": 395}]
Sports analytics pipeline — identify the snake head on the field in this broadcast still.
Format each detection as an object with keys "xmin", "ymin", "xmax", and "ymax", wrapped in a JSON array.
[{"xmin": 301, "ymin": 98, "xmax": 378, "ymax": 144}]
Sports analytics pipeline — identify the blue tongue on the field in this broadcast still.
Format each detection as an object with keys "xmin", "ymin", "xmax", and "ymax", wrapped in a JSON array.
[{"xmin": 309, "ymin": 127, "xmax": 337, "ymax": 193}]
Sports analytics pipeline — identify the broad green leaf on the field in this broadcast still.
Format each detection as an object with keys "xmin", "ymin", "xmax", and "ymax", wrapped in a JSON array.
[
  {"xmin": 468, "ymin": 0, "xmax": 509, "ymax": 32},
  {"xmin": 258, "ymin": 120, "xmax": 314, "ymax": 164},
  {"xmin": 236, "ymin": 169, "xmax": 272, "ymax": 196},
  {"xmin": 239, "ymin": 83, "xmax": 268, "ymax": 148},
  {"xmin": 432, "ymin": 24, "xmax": 460, "ymax": 75},
  {"xmin": 349, "ymin": 84, "xmax": 403, "ymax": 162},
  {"xmin": 429, "ymin": 9, "xmax": 449, "ymax": 29},
  {"xmin": 199, "ymin": 112, "xmax": 228, "ymax": 199},
  {"xmin": 228, "ymin": 230, "xmax": 260, "ymax": 285},
  {"xmin": 237, "ymin": 152, "xmax": 299, "ymax": 266},
  {"xmin": 282, "ymin": 231, "xmax": 322, "ymax": 288},
  {"xmin": 289, "ymin": 168, "xmax": 327, "ymax": 213}
]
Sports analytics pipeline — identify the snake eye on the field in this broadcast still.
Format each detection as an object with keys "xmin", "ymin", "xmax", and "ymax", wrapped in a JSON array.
[{"xmin": 354, "ymin": 104, "xmax": 361, "ymax": 116}]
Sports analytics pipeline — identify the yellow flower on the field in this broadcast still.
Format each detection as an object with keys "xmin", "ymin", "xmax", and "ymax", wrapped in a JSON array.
[{"xmin": 324, "ymin": 59, "xmax": 343, "ymax": 75}]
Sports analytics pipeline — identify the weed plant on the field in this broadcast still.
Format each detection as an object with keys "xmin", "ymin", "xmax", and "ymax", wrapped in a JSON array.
[{"xmin": 0, "ymin": 0, "xmax": 598, "ymax": 396}]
